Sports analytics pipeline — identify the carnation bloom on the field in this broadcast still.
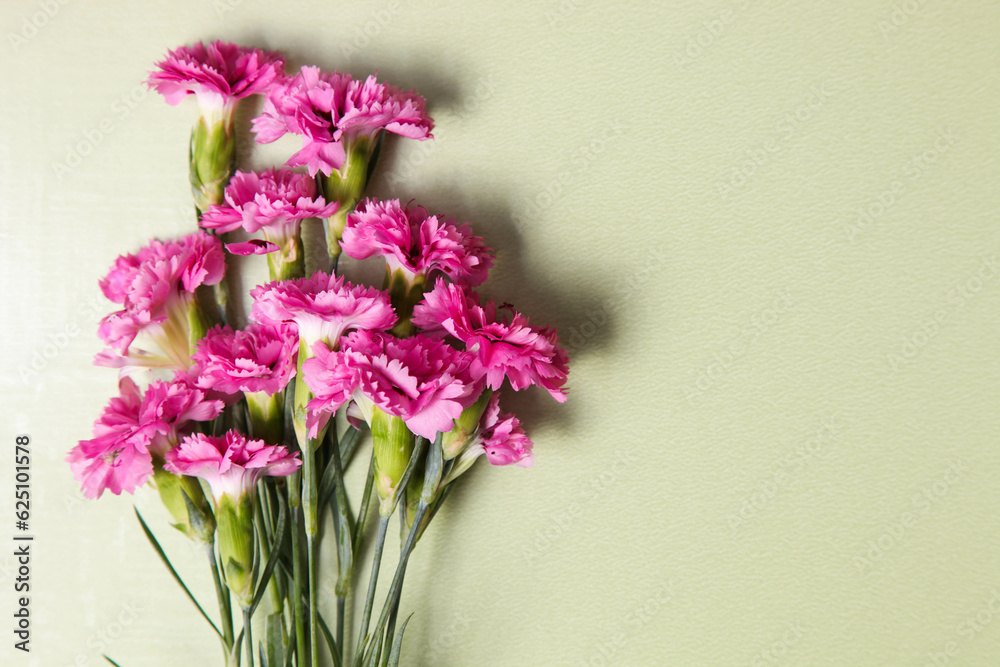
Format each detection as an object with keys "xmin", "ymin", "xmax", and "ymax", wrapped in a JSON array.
[
  {"xmin": 147, "ymin": 40, "xmax": 285, "ymax": 120},
  {"xmin": 96, "ymin": 232, "xmax": 225, "ymax": 373},
  {"xmin": 67, "ymin": 378, "xmax": 224, "ymax": 499},
  {"xmin": 250, "ymin": 272, "xmax": 396, "ymax": 348},
  {"xmin": 411, "ymin": 280, "xmax": 570, "ymax": 402},
  {"xmin": 342, "ymin": 198, "xmax": 494, "ymax": 287},
  {"xmin": 164, "ymin": 431, "xmax": 300, "ymax": 501},
  {"xmin": 303, "ymin": 330, "xmax": 482, "ymax": 440},
  {"xmin": 443, "ymin": 393, "xmax": 533, "ymax": 485},
  {"xmin": 192, "ymin": 322, "xmax": 298, "ymax": 396},
  {"xmin": 252, "ymin": 66, "xmax": 433, "ymax": 177},
  {"xmin": 201, "ymin": 168, "xmax": 339, "ymax": 252}
]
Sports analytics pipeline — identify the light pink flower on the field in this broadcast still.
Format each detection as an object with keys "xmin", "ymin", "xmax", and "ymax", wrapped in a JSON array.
[
  {"xmin": 67, "ymin": 378, "xmax": 224, "ymax": 499},
  {"xmin": 412, "ymin": 281, "xmax": 570, "ymax": 402},
  {"xmin": 97, "ymin": 232, "xmax": 225, "ymax": 365},
  {"xmin": 341, "ymin": 198, "xmax": 493, "ymax": 286},
  {"xmin": 250, "ymin": 272, "xmax": 396, "ymax": 347},
  {"xmin": 147, "ymin": 40, "xmax": 284, "ymax": 115},
  {"xmin": 304, "ymin": 330, "xmax": 481, "ymax": 440},
  {"xmin": 252, "ymin": 66, "xmax": 433, "ymax": 177},
  {"xmin": 164, "ymin": 431, "xmax": 300, "ymax": 500},
  {"xmin": 192, "ymin": 323, "xmax": 298, "ymax": 396},
  {"xmin": 201, "ymin": 169, "xmax": 339, "ymax": 254}
]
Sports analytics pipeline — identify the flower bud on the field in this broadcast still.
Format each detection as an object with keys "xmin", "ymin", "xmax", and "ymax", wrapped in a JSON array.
[
  {"xmin": 319, "ymin": 135, "xmax": 374, "ymax": 263},
  {"xmin": 370, "ymin": 407, "xmax": 415, "ymax": 516},
  {"xmin": 440, "ymin": 390, "xmax": 492, "ymax": 460},
  {"xmin": 190, "ymin": 112, "xmax": 237, "ymax": 216},
  {"xmin": 216, "ymin": 492, "xmax": 256, "ymax": 607},
  {"xmin": 152, "ymin": 465, "xmax": 216, "ymax": 544}
]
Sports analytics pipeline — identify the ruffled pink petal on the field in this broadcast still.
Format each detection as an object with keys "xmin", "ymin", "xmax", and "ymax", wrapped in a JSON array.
[{"xmin": 227, "ymin": 240, "xmax": 280, "ymax": 255}]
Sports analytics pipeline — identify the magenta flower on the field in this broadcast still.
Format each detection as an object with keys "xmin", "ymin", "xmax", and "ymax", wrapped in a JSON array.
[
  {"xmin": 250, "ymin": 272, "xmax": 396, "ymax": 347},
  {"xmin": 412, "ymin": 280, "xmax": 570, "ymax": 402},
  {"xmin": 201, "ymin": 168, "xmax": 339, "ymax": 253},
  {"xmin": 96, "ymin": 232, "xmax": 225, "ymax": 371},
  {"xmin": 304, "ymin": 330, "xmax": 482, "ymax": 440},
  {"xmin": 477, "ymin": 393, "xmax": 534, "ymax": 467},
  {"xmin": 252, "ymin": 66, "xmax": 433, "ymax": 177},
  {"xmin": 147, "ymin": 40, "xmax": 284, "ymax": 117},
  {"xmin": 67, "ymin": 378, "xmax": 224, "ymax": 499},
  {"xmin": 164, "ymin": 431, "xmax": 300, "ymax": 500},
  {"xmin": 192, "ymin": 323, "xmax": 298, "ymax": 396},
  {"xmin": 342, "ymin": 198, "xmax": 494, "ymax": 287}
]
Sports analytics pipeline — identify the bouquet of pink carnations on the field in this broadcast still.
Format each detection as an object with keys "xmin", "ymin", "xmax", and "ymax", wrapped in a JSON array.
[{"xmin": 69, "ymin": 41, "xmax": 569, "ymax": 667}]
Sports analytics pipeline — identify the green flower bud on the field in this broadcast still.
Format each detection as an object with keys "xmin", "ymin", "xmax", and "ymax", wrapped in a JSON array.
[
  {"xmin": 152, "ymin": 465, "xmax": 216, "ymax": 544},
  {"xmin": 385, "ymin": 266, "xmax": 427, "ymax": 338},
  {"xmin": 370, "ymin": 407, "xmax": 415, "ymax": 516},
  {"xmin": 216, "ymin": 492, "xmax": 256, "ymax": 607},
  {"xmin": 319, "ymin": 135, "xmax": 375, "ymax": 264},
  {"xmin": 190, "ymin": 112, "xmax": 237, "ymax": 216},
  {"xmin": 440, "ymin": 389, "xmax": 492, "ymax": 460},
  {"xmin": 246, "ymin": 390, "xmax": 286, "ymax": 446}
]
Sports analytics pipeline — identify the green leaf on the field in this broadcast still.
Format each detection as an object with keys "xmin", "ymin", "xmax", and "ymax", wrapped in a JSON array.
[
  {"xmin": 249, "ymin": 493, "xmax": 288, "ymax": 618},
  {"xmin": 103, "ymin": 656, "xmax": 123, "ymax": 667},
  {"xmin": 134, "ymin": 508, "xmax": 223, "ymax": 641},
  {"xmin": 385, "ymin": 614, "xmax": 413, "ymax": 667},
  {"xmin": 261, "ymin": 612, "xmax": 284, "ymax": 667}
]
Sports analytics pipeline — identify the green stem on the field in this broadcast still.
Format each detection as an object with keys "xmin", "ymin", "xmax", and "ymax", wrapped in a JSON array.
[
  {"xmin": 307, "ymin": 533, "xmax": 320, "ymax": 667},
  {"xmin": 365, "ymin": 502, "xmax": 429, "ymax": 665},
  {"xmin": 207, "ymin": 541, "xmax": 235, "ymax": 652},
  {"xmin": 243, "ymin": 607, "xmax": 255, "ymax": 667},
  {"xmin": 336, "ymin": 596, "xmax": 346, "ymax": 663},
  {"xmin": 358, "ymin": 515, "xmax": 389, "ymax": 652},
  {"xmin": 288, "ymin": 474, "xmax": 309, "ymax": 667}
]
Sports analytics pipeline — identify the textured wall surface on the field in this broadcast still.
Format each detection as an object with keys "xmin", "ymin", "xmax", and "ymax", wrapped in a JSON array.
[{"xmin": 1, "ymin": 1, "xmax": 999, "ymax": 665}]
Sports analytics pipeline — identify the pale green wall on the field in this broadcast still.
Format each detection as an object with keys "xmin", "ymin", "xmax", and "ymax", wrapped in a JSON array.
[{"xmin": 2, "ymin": 1, "xmax": 999, "ymax": 665}]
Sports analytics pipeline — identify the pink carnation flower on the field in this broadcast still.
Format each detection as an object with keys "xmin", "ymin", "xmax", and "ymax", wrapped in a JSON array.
[
  {"xmin": 304, "ymin": 330, "xmax": 481, "ymax": 440},
  {"xmin": 164, "ymin": 431, "xmax": 300, "ymax": 500},
  {"xmin": 250, "ymin": 272, "xmax": 396, "ymax": 347},
  {"xmin": 147, "ymin": 40, "xmax": 284, "ymax": 117},
  {"xmin": 67, "ymin": 378, "xmax": 224, "ymax": 499},
  {"xmin": 412, "ymin": 281, "xmax": 570, "ymax": 402},
  {"xmin": 97, "ymin": 232, "xmax": 225, "ymax": 370},
  {"xmin": 252, "ymin": 66, "xmax": 433, "ymax": 177},
  {"xmin": 341, "ymin": 198, "xmax": 494, "ymax": 286},
  {"xmin": 192, "ymin": 323, "xmax": 298, "ymax": 396},
  {"xmin": 201, "ymin": 169, "xmax": 339, "ymax": 254},
  {"xmin": 476, "ymin": 393, "xmax": 534, "ymax": 467}
]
